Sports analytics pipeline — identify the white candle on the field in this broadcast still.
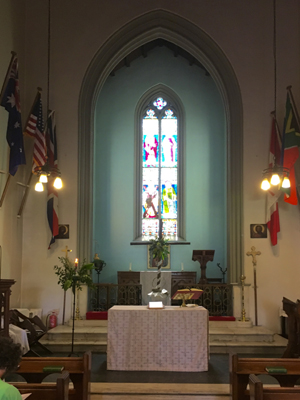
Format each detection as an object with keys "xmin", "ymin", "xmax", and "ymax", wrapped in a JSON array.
[
  {"xmin": 129, "ymin": 263, "xmax": 132, "ymax": 271},
  {"xmin": 181, "ymin": 263, "xmax": 184, "ymax": 271}
]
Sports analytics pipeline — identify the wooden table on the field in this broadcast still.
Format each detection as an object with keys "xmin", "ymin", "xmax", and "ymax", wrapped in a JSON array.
[{"xmin": 107, "ymin": 305, "xmax": 209, "ymax": 371}]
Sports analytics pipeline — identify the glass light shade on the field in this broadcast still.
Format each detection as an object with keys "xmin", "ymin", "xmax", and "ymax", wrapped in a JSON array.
[
  {"xmin": 261, "ymin": 178, "xmax": 271, "ymax": 190},
  {"xmin": 282, "ymin": 176, "xmax": 291, "ymax": 188},
  {"xmin": 270, "ymin": 173, "xmax": 280, "ymax": 185},
  {"xmin": 39, "ymin": 173, "xmax": 48, "ymax": 183},
  {"xmin": 35, "ymin": 181, "xmax": 44, "ymax": 192},
  {"xmin": 53, "ymin": 176, "xmax": 63, "ymax": 189}
]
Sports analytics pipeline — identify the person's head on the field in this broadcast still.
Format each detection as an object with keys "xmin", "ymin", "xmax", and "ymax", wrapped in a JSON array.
[{"xmin": 0, "ymin": 336, "xmax": 22, "ymax": 376}]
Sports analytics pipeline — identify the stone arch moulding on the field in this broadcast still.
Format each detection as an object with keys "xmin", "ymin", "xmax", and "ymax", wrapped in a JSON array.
[{"xmin": 78, "ymin": 9, "xmax": 243, "ymax": 283}]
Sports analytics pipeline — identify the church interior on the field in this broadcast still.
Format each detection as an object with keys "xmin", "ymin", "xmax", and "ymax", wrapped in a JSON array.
[{"xmin": 1, "ymin": 1, "xmax": 300, "ymax": 399}]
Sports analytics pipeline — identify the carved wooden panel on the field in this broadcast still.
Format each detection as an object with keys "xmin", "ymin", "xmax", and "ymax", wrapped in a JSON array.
[{"xmin": 0, "ymin": 279, "xmax": 15, "ymax": 337}]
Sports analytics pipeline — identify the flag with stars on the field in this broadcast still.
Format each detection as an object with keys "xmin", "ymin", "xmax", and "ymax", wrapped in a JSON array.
[
  {"xmin": 0, "ymin": 55, "xmax": 26, "ymax": 176},
  {"xmin": 24, "ymin": 92, "xmax": 46, "ymax": 172}
]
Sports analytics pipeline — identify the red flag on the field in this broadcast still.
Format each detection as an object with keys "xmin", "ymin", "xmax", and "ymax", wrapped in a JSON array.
[
  {"xmin": 266, "ymin": 118, "xmax": 281, "ymax": 246},
  {"xmin": 282, "ymin": 92, "xmax": 300, "ymax": 205}
]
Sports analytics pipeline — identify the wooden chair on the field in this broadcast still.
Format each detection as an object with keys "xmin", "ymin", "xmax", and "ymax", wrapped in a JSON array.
[
  {"xmin": 13, "ymin": 370, "xmax": 69, "ymax": 400},
  {"xmin": 13, "ymin": 352, "xmax": 91, "ymax": 400},
  {"xmin": 249, "ymin": 374, "xmax": 300, "ymax": 400},
  {"xmin": 9, "ymin": 309, "xmax": 52, "ymax": 356}
]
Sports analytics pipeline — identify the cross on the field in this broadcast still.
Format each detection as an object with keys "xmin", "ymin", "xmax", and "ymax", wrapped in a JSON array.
[
  {"xmin": 246, "ymin": 246, "xmax": 261, "ymax": 266},
  {"xmin": 62, "ymin": 245, "xmax": 72, "ymax": 259},
  {"xmin": 246, "ymin": 246, "xmax": 261, "ymax": 326}
]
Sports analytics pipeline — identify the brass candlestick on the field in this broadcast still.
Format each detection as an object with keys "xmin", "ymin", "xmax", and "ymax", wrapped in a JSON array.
[
  {"xmin": 239, "ymin": 275, "xmax": 249, "ymax": 322},
  {"xmin": 75, "ymin": 288, "xmax": 82, "ymax": 320}
]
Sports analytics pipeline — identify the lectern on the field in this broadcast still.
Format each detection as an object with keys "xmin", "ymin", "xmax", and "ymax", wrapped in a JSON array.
[{"xmin": 192, "ymin": 250, "xmax": 215, "ymax": 284}]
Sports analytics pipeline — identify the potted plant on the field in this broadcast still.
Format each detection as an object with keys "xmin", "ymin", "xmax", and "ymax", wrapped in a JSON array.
[
  {"xmin": 54, "ymin": 257, "xmax": 95, "ymax": 324},
  {"xmin": 149, "ymin": 236, "xmax": 170, "ymax": 300}
]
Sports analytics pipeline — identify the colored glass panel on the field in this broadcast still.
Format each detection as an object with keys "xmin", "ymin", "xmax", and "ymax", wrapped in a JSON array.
[
  {"xmin": 161, "ymin": 115, "xmax": 177, "ymax": 168},
  {"xmin": 142, "ymin": 168, "xmax": 159, "ymax": 219},
  {"xmin": 143, "ymin": 115, "xmax": 159, "ymax": 168},
  {"xmin": 161, "ymin": 168, "xmax": 177, "ymax": 219},
  {"xmin": 142, "ymin": 219, "xmax": 159, "ymax": 239},
  {"xmin": 162, "ymin": 219, "xmax": 177, "ymax": 239},
  {"xmin": 153, "ymin": 97, "xmax": 167, "ymax": 110}
]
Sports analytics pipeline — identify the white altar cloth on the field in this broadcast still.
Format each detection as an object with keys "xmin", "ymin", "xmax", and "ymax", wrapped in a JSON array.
[{"xmin": 107, "ymin": 305, "xmax": 209, "ymax": 372}]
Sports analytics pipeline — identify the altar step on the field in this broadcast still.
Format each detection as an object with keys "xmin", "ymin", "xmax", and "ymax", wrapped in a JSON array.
[{"xmin": 40, "ymin": 320, "xmax": 288, "ymax": 355}]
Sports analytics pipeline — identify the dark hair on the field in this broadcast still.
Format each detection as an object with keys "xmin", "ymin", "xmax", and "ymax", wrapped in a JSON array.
[{"xmin": 0, "ymin": 336, "xmax": 22, "ymax": 373}]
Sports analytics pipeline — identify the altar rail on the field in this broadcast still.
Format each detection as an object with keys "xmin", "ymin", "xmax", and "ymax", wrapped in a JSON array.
[
  {"xmin": 178, "ymin": 283, "xmax": 233, "ymax": 316},
  {"xmin": 89, "ymin": 283, "xmax": 233, "ymax": 316}
]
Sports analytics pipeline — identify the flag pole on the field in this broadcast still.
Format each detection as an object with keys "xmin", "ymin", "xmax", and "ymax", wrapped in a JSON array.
[
  {"xmin": 17, "ymin": 173, "xmax": 33, "ymax": 218},
  {"xmin": 0, "ymin": 174, "xmax": 11, "ymax": 208},
  {"xmin": 23, "ymin": 87, "xmax": 42, "ymax": 136},
  {"xmin": 287, "ymin": 86, "xmax": 300, "ymax": 129},
  {"xmin": 0, "ymin": 51, "xmax": 16, "ymax": 104}
]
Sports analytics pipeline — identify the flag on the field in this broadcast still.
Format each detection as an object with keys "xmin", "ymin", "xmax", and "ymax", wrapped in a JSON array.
[
  {"xmin": 282, "ymin": 92, "xmax": 300, "ymax": 205},
  {"xmin": 46, "ymin": 111, "xmax": 59, "ymax": 248},
  {"xmin": 266, "ymin": 117, "xmax": 282, "ymax": 246},
  {"xmin": 24, "ymin": 92, "xmax": 46, "ymax": 172},
  {"xmin": 0, "ymin": 55, "xmax": 26, "ymax": 175}
]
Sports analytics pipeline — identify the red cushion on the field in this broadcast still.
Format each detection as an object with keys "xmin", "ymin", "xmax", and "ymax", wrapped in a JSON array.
[{"xmin": 86, "ymin": 311, "xmax": 108, "ymax": 320}]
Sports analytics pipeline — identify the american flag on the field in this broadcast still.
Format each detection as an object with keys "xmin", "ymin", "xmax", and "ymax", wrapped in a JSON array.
[
  {"xmin": 46, "ymin": 110, "xmax": 59, "ymax": 248},
  {"xmin": 24, "ymin": 92, "xmax": 46, "ymax": 172}
]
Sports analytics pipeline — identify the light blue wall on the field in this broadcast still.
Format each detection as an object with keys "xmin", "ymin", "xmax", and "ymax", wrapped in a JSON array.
[{"xmin": 94, "ymin": 46, "xmax": 226, "ymax": 284}]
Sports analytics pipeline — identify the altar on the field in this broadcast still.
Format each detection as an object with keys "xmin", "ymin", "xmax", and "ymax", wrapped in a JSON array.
[{"xmin": 107, "ymin": 305, "xmax": 209, "ymax": 372}]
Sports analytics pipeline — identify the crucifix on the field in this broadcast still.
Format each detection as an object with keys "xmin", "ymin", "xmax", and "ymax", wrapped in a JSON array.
[
  {"xmin": 62, "ymin": 245, "xmax": 72, "ymax": 259},
  {"xmin": 246, "ymin": 246, "xmax": 261, "ymax": 326}
]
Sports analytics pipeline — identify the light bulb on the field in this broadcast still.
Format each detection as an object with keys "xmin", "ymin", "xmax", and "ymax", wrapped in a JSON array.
[
  {"xmin": 282, "ymin": 177, "xmax": 291, "ymax": 188},
  {"xmin": 261, "ymin": 179, "xmax": 271, "ymax": 190},
  {"xmin": 53, "ymin": 177, "xmax": 63, "ymax": 189},
  {"xmin": 270, "ymin": 173, "xmax": 280, "ymax": 185},
  {"xmin": 35, "ymin": 181, "xmax": 44, "ymax": 192},
  {"xmin": 39, "ymin": 173, "xmax": 48, "ymax": 183}
]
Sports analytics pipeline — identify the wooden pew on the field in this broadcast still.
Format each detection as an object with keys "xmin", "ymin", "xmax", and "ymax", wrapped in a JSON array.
[
  {"xmin": 249, "ymin": 374, "xmax": 300, "ymax": 400},
  {"xmin": 13, "ymin": 371, "xmax": 69, "ymax": 400},
  {"xmin": 282, "ymin": 297, "xmax": 300, "ymax": 358},
  {"xmin": 13, "ymin": 352, "xmax": 91, "ymax": 400},
  {"xmin": 230, "ymin": 354, "xmax": 300, "ymax": 400}
]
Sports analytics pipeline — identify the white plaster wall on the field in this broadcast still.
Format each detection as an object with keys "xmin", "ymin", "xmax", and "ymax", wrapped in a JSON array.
[
  {"xmin": 12, "ymin": 0, "xmax": 300, "ymax": 330},
  {"xmin": 0, "ymin": 0, "xmax": 26, "ymax": 306}
]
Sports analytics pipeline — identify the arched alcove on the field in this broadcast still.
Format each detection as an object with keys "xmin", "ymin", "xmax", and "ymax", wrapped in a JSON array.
[{"xmin": 78, "ymin": 10, "xmax": 243, "ymax": 283}]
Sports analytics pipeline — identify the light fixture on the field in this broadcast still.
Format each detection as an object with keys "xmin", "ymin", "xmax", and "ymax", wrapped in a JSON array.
[
  {"xmin": 260, "ymin": 0, "xmax": 290, "ymax": 191},
  {"xmin": 261, "ymin": 166, "xmax": 290, "ymax": 191},
  {"xmin": 34, "ymin": 163, "xmax": 63, "ymax": 192}
]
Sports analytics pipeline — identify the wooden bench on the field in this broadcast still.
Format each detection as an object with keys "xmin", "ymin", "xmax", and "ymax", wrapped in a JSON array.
[
  {"xmin": 230, "ymin": 354, "xmax": 300, "ymax": 400},
  {"xmin": 14, "ymin": 352, "xmax": 91, "ymax": 400},
  {"xmin": 249, "ymin": 374, "xmax": 300, "ymax": 400},
  {"xmin": 282, "ymin": 297, "xmax": 300, "ymax": 358},
  {"xmin": 13, "ymin": 371, "xmax": 69, "ymax": 400}
]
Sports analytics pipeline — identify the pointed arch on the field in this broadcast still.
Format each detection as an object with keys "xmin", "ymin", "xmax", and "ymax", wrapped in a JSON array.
[{"xmin": 78, "ymin": 10, "xmax": 243, "ymax": 283}]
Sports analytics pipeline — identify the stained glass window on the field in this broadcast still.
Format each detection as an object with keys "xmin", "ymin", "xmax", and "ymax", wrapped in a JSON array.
[{"xmin": 141, "ymin": 97, "xmax": 178, "ymax": 240}]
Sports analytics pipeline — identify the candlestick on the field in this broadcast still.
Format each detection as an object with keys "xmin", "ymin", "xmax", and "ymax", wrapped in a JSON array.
[
  {"xmin": 75, "ymin": 258, "xmax": 78, "ymax": 269},
  {"xmin": 181, "ymin": 263, "xmax": 184, "ymax": 271},
  {"xmin": 129, "ymin": 263, "xmax": 132, "ymax": 271}
]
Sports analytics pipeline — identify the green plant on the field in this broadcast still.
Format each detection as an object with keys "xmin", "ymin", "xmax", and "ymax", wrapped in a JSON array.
[
  {"xmin": 54, "ymin": 257, "xmax": 95, "ymax": 294},
  {"xmin": 149, "ymin": 236, "xmax": 169, "ymax": 266}
]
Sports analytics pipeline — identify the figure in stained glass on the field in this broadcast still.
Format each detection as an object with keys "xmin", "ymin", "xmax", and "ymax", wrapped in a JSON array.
[
  {"xmin": 143, "ymin": 184, "xmax": 158, "ymax": 219},
  {"xmin": 162, "ymin": 181, "xmax": 177, "ymax": 218},
  {"xmin": 143, "ymin": 134, "xmax": 159, "ymax": 167}
]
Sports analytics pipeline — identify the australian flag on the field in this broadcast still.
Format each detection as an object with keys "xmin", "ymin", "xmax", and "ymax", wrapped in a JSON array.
[{"xmin": 0, "ymin": 56, "xmax": 26, "ymax": 176}]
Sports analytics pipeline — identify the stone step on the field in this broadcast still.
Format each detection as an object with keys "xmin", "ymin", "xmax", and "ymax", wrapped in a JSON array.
[{"xmin": 46, "ymin": 325, "xmax": 107, "ymax": 342}]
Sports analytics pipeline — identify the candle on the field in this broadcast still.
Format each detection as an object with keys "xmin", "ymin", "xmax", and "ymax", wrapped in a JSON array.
[
  {"xmin": 75, "ymin": 258, "xmax": 78, "ymax": 269},
  {"xmin": 181, "ymin": 263, "xmax": 184, "ymax": 271},
  {"xmin": 129, "ymin": 263, "xmax": 132, "ymax": 271}
]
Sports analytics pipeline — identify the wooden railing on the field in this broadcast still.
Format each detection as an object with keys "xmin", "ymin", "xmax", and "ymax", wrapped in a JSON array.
[{"xmin": 89, "ymin": 282, "xmax": 233, "ymax": 316}]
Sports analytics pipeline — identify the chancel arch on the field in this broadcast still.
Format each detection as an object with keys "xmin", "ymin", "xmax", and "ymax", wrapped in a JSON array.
[{"xmin": 78, "ymin": 10, "xmax": 243, "ymax": 283}]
